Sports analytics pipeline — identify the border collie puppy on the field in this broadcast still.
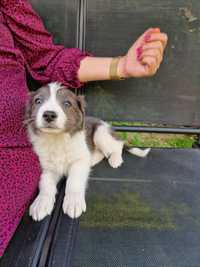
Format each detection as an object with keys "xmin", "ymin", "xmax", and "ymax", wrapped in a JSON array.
[{"xmin": 25, "ymin": 82, "xmax": 150, "ymax": 220}]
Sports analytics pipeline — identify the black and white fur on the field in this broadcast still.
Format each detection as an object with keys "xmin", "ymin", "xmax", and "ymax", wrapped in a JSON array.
[{"xmin": 25, "ymin": 82, "xmax": 150, "ymax": 220}]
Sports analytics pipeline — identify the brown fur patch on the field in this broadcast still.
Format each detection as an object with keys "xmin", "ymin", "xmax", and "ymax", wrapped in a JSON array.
[
  {"xmin": 56, "ymin": 89, "xmax": 85, "ymax": 135},
  {"xmin": 85, "ymin": 116, "xmax": 102, "ymax": 151}
]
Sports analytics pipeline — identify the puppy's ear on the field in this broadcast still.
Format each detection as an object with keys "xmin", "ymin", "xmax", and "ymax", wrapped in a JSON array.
[
  {"xmin": 76, "ymin": 95, "xmax": 86, "ymax": 115},
  {"xmin": 24, "ymin": 91, "xmax": 36, "ymax": 125},
  {"xmin": 28, "ymin": 91, "xmax": 37, "ymax": 101}
]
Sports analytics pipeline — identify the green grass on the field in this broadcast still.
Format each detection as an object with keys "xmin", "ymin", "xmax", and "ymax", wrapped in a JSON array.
[
  {"xmin": 109, "ymin": 121, "xmax": 197, "ymax": 148},
  {"xmin": 117, "ymin": 132, "xmax": 196, "ymax": 148}
]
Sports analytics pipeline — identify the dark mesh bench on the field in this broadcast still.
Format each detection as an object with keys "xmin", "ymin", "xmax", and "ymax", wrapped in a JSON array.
[{"xmin": 1, "ymin": 0, "xmax": 200, "ymax": 266}]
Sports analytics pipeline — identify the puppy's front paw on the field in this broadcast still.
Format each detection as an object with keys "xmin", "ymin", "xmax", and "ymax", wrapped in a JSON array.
[
  {"xmin": 29, "ymin": 194, "xmax": 55, "ymax": 221},
  {"xmin": 108, "ymin": 153, "xmax": 123, "ymax": 168},
  {"xmin": 63, "ymin": 192, "xmax": 86, "ymax": 219}
]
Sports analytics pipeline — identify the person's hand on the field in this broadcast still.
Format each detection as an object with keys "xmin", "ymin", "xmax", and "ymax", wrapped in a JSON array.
[{"xmin": 118, "ymin": 28, "xmax": 168, "ymax": 78}]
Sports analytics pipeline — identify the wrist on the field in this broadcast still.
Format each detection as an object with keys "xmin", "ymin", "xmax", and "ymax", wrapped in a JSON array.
[{"xmin": 117, "ymin": 56, "xmax": 129, "ymax": 79}]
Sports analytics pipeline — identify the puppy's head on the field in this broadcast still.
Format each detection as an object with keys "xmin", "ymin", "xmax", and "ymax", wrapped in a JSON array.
[{"xmin": 25, "ymin": 82, "xmax": 86, "ymax": 135}]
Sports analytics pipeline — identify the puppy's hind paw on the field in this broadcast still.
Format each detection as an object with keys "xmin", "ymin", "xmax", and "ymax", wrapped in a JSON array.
[
  {"xmin": 108, "ymin": 153, "xmax": 123, "ymax": 168},
  {"xmin": 29, "ymin": 194, "xmax": 55, "ymax": 221},
  {"xmin": 63, "ymin": 192, "xmax": 86, "ymax": 219}
]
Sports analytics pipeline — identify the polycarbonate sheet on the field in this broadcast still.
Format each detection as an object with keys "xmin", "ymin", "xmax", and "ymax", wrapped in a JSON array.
[
  {"xmin": 30, "ymin": 0, "xmax": 79, "ymax": 47},
  {"xmin": 72, "ymin": 149, "xmax": 200, "ymax": 267},
  {"xmin": 84, "ymin": 0, "xmax": 200, "ymax": 126}
]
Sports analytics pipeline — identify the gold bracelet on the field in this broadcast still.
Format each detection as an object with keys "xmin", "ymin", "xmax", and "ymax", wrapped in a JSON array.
[{"xmin": 109, "ymin": 57, "xmax": 124, "ymax": 80}]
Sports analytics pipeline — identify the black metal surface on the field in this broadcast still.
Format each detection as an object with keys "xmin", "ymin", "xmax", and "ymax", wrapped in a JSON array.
[
  {"xmin": 84, "ymin": 0, "xmax": 200, "ymax": 127},
  {"xmin": 46, "ymin": 215, "xmax": 79, "ymax": 267},
  {"xmin": 37, "ymin": 182, "xmax": 65, "ymax": 267},
  {"xmin": 72, "ymin": 149, "xmax": 200, "ymax": 267},
  {"xmin": 46, "ymin": 182, "xmax": 79, "ymax": 267},
  {"xmin": 0, "ymin": 181, "xmax": 79, "ymax": 267},
  {"xmin": 0, "ymin": 211, "xmax": 51, "ymax": 267},
  {"xmin": 77, "ymin": 0, "xmax": 86, "ymax": 50}
]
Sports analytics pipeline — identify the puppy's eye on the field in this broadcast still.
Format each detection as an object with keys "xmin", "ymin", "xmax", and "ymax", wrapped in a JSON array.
[
  {"xmin": 35, "ymin": 97, "xmax": 43, "ymax": 105},
  {"xmin": 63, "ymin": 100, "xmax": 72, "ymax": 108}
]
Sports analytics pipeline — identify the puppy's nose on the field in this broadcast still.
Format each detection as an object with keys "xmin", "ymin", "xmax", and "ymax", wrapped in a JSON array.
[{"xmin": 43, "ymin": 111, "xmax": 57, "ymax": 123}]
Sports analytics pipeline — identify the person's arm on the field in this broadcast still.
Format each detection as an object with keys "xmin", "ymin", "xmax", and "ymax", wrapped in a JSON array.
[
  {"xmin": 78, "ymin": 28, "xmax": 168, "ymax": 82},
  {"xmin": 1, "ymin": 0, "xmax": 168, "ymax": 87}
]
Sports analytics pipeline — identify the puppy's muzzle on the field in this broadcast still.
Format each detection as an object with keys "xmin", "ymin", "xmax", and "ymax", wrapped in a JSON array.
[{"xmin": 43, "ymin": 111, "xmax": 57, "ymax": 123}]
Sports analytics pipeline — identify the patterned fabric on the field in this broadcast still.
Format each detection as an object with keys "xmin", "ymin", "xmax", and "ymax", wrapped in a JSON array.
[{"xmin": 0, "ymin": 0, "xmax": 89, "ymax": 256}]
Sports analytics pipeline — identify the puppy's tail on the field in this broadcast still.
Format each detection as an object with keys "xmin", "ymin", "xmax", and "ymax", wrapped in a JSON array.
[{"xmin": 126, "ymin": 146, "xmax": 151, "ymax": 158}]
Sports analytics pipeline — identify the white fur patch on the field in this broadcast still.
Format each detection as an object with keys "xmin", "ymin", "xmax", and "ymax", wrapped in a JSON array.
[
  {"xmin": 91, "ymin": 150, "xmax": 105, "ymax": 167},
  {"xmin": 128, "ymin": 148, "xmax": 151, "ymax": 158},
  {"xmin": 94, "ymin": 123, "xmax": 124, "ymax": 157},
  {"xmin": 93, "ymin": 123, "xmax": 124, "ymax": 168},
  {"xmin": 36, "ymin": 82, "xmax": 67, "ymax": 131},
  {"xmin": 29, "ymin": 127, "xmax": 91, "ymax": 220},
  {"xmin": 29, "ymin": 194, "xmax": 55, "ymax": 221}
]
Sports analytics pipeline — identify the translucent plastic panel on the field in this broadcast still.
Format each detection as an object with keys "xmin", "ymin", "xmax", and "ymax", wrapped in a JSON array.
[
  {"xmin": 84, "ymin": 0, "xmax": 200, "ymax": 126},
  {"xmin": 30, "ymin": 0, "xmax": 79, "ymax": 47}
]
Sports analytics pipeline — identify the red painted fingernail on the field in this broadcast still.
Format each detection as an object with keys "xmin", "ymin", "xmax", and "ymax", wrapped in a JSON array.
[
  {"xmin": 136, "ymin": 46, "xmax": 143, "ymax": 60},
  {"xmin": 153, "ymin": 27, "xmax": 160, "ymax": 32},
  {"xmin": 144, "ymin": 34, "xmax": 151, "ymax": 42}
]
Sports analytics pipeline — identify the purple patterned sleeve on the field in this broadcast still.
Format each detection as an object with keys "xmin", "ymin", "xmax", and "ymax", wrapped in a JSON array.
[{"xmin": 1, "ymin": 0, "xmax": 91, "ymax": 88}]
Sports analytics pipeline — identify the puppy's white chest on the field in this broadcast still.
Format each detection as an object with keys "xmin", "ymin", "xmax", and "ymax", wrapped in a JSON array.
[{"xmin": 30, "ymin": 130, "xmax": 90, "ymax": 176}]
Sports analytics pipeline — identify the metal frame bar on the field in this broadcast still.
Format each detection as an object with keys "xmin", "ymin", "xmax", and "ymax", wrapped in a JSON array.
[
  {"xmin": 76, "ymin": 0, "xmax": 86, "ymax": 95},
  {"xmin": 113, "ymin": 125, "xmax": 200, "ymax": 134}
]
